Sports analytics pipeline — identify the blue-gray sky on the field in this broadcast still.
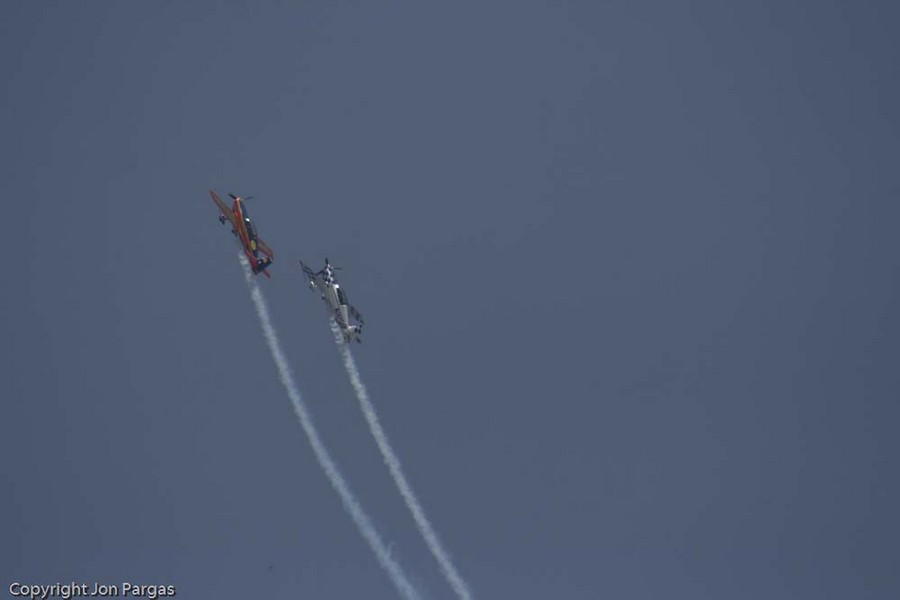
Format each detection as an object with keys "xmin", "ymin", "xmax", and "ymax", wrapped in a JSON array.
[{"xmin": 2, "ymin": 1, "xmax": 898, "ymax": 598}]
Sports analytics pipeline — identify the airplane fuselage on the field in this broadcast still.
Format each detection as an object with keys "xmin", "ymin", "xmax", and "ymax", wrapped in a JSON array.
[
  {"xmin": 310, "ymin": 277, "xmax": 360, "ymax": 342},
  {"xmin": 231, "ymin": 199, "xmax": 258, "ymax": 258}
]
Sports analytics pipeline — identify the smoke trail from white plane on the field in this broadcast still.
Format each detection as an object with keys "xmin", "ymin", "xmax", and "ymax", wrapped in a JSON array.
[
  {"xmin": 330, "ymin": 321, "xmax": 474, "ymax": 600},
  {"xmin": 239, "ymin": 257, "xmax": 420, "ymax": 600}
]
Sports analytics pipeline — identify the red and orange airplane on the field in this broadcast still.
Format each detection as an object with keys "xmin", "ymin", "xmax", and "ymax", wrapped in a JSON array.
[{"xmin": 210, "ymin": 190, "xmax": 274, "ymax": 277}]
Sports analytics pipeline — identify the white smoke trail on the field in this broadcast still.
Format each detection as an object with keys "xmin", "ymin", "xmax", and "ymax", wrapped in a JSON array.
[
  {"xmin": 239, "ymin": 257, "xmax": 420, "ymax": 600},
  {"xmin": 330, "ymin": 321, "xmax": 474, "ymax": 600}
]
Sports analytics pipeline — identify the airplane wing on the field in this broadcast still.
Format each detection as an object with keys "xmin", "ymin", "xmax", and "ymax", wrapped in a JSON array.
[
  {"xmin": 299, "ymin": 259, "xmax": 318, "ymax": 282},
  {"xmin": 348, "ymin": 304, "xmax": 364, "ymax": 326},
  {"xmin": 256, "ymin": 237, "xmax": 274, "ymax": 259},
  {"xmin": 209, "ymin": 190, "xmax": 237, "ymax": 227}
]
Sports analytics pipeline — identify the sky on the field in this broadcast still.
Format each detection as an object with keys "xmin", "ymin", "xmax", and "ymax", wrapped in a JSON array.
[{"xmin": 2, "ymin": 1, "xmax": 899, "ymax": 598}]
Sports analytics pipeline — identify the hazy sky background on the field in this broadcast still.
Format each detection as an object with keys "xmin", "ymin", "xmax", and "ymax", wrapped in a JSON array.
[{"xmin": 2, "ymin": 1, "xmax": 898, "ymax": 598}]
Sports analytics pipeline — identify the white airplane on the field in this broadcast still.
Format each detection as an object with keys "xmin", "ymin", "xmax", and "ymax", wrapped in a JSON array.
[{"xmin": 299, "ymin": 258, "xmax": 365, "ymax": 343}]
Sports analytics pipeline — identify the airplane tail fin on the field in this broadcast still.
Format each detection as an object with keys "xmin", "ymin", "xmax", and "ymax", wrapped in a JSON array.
[
  {"xmin": 340, "ymin": 324, "xmax": 363, "ymax": 344},
  {"xmin": 254, "ymin": 257, "xmax": 273, "ymax": 278}
]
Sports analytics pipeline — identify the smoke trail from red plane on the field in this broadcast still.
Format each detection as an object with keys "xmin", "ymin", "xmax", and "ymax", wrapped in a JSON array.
[{"xmin": 239, "ymin": 256, "xmax": 420, "ymax": 600}]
